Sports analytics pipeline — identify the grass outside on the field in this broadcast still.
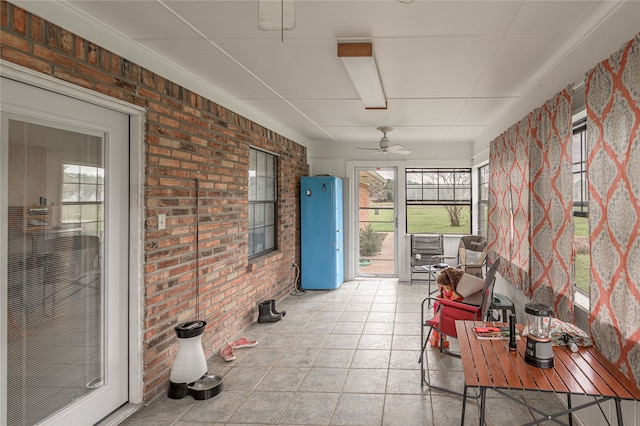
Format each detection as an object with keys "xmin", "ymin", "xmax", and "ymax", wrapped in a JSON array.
[
  {"xmin": 575, "ymin": 253, "xmax": 590, "ymax": 293},
  {"xmin": 574, "ymin": 215, "xmax": 588, "ymax": 237},
  {"xmin": 362, "ymin": 203, "xmax": 470, "ymax": 234},
  {"xmin": 574, "ymin": 216, "xmax": 590, "ymax": 293}
]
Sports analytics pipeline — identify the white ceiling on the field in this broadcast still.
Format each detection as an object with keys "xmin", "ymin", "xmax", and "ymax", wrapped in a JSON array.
[{"xmin": 12, "ymin": 1, "xmax": 638, "ymax": 160}]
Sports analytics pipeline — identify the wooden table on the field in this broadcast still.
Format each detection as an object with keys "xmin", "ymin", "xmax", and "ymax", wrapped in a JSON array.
[{"xmin": 456, "ymin": 320, "xmax": 640, "ymax": 426}]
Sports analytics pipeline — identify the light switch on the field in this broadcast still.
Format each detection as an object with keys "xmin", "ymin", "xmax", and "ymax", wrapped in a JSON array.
[{"xmin": 158, "ymin": 213, "xmax": 166, "ymax": 230}]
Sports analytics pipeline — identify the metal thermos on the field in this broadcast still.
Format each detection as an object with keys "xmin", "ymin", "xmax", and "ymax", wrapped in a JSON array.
[{"xmin": 508, "ymin": 313, "xmax": 517, "ymax": 351}]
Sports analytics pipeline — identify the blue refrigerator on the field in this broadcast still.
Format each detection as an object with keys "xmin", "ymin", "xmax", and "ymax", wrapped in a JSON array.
[{"xmin": 300, "ymin": 176, "xmax": 344, "ymax": 290}]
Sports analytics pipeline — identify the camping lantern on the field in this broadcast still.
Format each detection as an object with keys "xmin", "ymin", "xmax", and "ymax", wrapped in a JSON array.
[{"xmin": 524, "ymin": 303, "xmax": 554, "ymax": 368}]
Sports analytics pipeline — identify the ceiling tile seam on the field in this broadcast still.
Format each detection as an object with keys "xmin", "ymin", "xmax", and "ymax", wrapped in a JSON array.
[
  {"xmin": 461, "ymin": 0, "xmax": 527, "ymax": 111},
  {"xmin": 157, "ymin": 0, "xmax": 337, "ymax": 142},
  {"xmin": 461, "ymin": 2, "xmax": 527, "ymax": 135}
]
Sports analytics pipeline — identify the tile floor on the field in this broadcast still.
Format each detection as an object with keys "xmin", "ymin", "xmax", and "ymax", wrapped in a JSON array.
[{"xmin": 120, "ymin": 279, "xmax": 567, "ymax": 425}]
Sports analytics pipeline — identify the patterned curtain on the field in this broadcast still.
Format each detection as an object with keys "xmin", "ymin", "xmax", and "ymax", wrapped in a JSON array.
[
  {"xmin": 530, "ymin": 89, "xmax": 574, "ymax": 322},
  {"xmin": 488, "ymin": 116, "xmax": 531, "ymax": 291},
  {"xmin": 586, "ymin": 33, "xmax": 640, "ymax": 386},
  {"xmin": 488, "ymin": 88, "xmax": 574, "ymax": 320}
]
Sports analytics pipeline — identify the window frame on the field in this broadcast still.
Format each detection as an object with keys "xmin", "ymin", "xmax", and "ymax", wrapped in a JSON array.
[
  {"xmin": 61, "ymin": 162, "xmax": 104, "ymax": 235},
  {"xmin": 477, "ymin": 164, "xmax": 489, "ymax": 237},
  {"xmin": 405, "ymin": 168, "xmax": 472, "ymax": 234},
  {"xmin": 248, "ymin": 147, "xmax": 278, "ymax": 258},
  {"xmin": 572, "ymin": 118, "xmax": 588, "ymax": 218},
  {"xmin": 572, "ymin": 117, "xmax": 590, "ymax": 300}
]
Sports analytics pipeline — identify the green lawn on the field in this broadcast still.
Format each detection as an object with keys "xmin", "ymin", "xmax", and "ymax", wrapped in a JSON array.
[
  {"xmin": 574, "ymin": 216, "xmax": 590, "ymax": 293},
  {"xmin": 362, "ymin": 203, "xmax": 470, "ymax": 234},
  {"xmin": 574, "ymin": 215, "xmax": 589, "ymax": 237},
  {"xmin": 575, "ymin": 253, "xmax": 590, "ymax": 293}
]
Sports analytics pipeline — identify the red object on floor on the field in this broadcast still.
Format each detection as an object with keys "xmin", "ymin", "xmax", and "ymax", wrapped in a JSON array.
[
  {"xmin": 429, "ymin": 331, "xmax": 450, "ymax": 348},
  {"xmin": 229, "ymin": 337, "xmax": 258, "ymax": 349},
  {"xmin": 220, "ymin": 344, "xmax": 235, "ymax": 361}
]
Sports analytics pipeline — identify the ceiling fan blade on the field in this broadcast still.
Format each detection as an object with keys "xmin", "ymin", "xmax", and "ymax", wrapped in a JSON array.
[
  {"xmin": 387, "ymin": 144, "xmax": 407, "ymax": 151},
  {"xmin": 391, "ymin": 149, "xmax": 411, "ymax": 155},
  {"xmin": 357, "ymin": 147, "xmax": 379, "ymax": 151},
  {"xmin": 370, "ymin": 150, "xmax": 385, "ymax": 156}
]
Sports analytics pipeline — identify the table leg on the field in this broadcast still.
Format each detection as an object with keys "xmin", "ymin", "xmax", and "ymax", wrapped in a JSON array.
[
  {"xmin": 461, "ymin": 385, "xmax": 467, "ymax": 426},
  {"xmin": 479, "ymin": 387, "xmax": 486, "ymax": 426},
  {"xmin": 615, "ymin": 398, "xmax": 623, "ymax": 426},
  {"xmin": 567, "ymin": 394, "xmax": 572, "ymax": 426}
]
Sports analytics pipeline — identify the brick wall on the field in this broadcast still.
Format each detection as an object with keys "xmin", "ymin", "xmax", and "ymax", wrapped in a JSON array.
[{"xmin": 1, "ymin": 1, "xmax": 309, "ymax": 401}]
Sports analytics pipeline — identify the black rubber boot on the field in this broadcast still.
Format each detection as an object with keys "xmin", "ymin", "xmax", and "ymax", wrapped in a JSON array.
[
  {"xmin": 269, "ymin": 299, "xmax": 286, "ymax": 317},
  {"xmin": 258, "ymin": 301, "xmax": 281, "ymax": 323}
]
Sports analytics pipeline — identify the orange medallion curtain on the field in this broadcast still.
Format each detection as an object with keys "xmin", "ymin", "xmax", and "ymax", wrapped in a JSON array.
[
  {"xmin": 585, "ymin": 33, "xmax": 640, "ymax": 386},
  {"xmin": 488, "ymin": 88, "xmax": 574, "ymax": 322},
  {"xmin": 488, "ymin": 117, "xmax": 531, "ymax": 291},
  {"xmin": 529, "ymin": 89, "xmax": 574, "ymax": 322}
]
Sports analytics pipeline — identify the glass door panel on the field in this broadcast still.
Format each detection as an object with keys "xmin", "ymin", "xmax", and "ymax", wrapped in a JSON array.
[
  {"xmin": 356, "ymin": 168, "xmax": 396, "ymax": 277},
  {"xmin": 2, "ymin": 77, "xmax": 128, "ymax": 426},
  {"xmin": 6, "ymin": 121, "xmax": 104, "ymax": 425}
]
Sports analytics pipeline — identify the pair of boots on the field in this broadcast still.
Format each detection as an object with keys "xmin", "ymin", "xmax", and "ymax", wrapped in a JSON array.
[{"xmin": 258, "ymin": 299, "xmax": 286, "ymax": 323}]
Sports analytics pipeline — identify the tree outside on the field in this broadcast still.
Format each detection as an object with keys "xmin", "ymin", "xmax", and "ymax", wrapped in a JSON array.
[{"xmin": 406, "ymin": 168, "xmax": 471, "ymax": 234}]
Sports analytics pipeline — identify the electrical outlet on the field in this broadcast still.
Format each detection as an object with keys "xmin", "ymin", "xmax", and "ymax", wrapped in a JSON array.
[{"xmin": 158, "ymin": 213, "xmax": 166, "ymax": 230}]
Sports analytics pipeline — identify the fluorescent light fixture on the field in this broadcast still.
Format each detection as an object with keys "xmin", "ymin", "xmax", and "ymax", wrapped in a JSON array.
[
  {"xmin": 338, "ymin": 43, "xmax": 387, "ymax": 109},
  {"xmin": 258, "ymin": 0, "xmax": 295, "ymax": 31}
]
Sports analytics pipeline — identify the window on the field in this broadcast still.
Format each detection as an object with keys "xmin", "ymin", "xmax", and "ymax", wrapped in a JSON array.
[
  {"xmin": 248, "ymin": 148, "xmax": 277, "ymax": 257},
  {"xmin": 572, "ymin": 118, "xmax": 588, "ymax": 218},
  {"xmin": 61, "ymin": 163, "xmax": 104, "ymax": 235},
  {"xmin": 478, "ymin": 164, "xmax": 489, "ymax": 237},
  {"xmin": 405, "ymin": 168, "xmax": 471, "ymax": 234},
  {"xmin": 572, "ymin": 118, "xmax": 589, "ymax": 295}
]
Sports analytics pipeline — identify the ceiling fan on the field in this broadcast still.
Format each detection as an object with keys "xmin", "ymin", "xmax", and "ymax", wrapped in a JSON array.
[{"xmin": 358, "ymin": 127, "xmax": 411, "ymax": 156}]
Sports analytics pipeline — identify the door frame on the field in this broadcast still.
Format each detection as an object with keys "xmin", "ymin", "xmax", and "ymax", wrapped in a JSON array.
[
  {"xmin": 0, "ymin": 61, "xmax": 146, "ymax": 410},
  {"xmin": 347, "ymin": 161, "xmax": 403, "ymax": 280}
]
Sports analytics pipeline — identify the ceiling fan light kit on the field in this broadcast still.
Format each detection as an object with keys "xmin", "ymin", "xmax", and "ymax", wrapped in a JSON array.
[
  {"xmin": 358, "ymin": 127, "xmax": 411, "ymax": 156},
  {"xmin": 337, "ymin": 43, "xmax": 387, "ymax": 109}
]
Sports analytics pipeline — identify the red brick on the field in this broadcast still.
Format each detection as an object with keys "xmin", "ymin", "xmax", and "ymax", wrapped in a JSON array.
[
  {"xmin": 0, "ymin": 2, "xmax": 7, "ymax": 28},
  {"xmin": 60, "ymin": 29, "xmax": 73, "ymax": 54},
  {"xmin": 33, "ymin": 43, "xmax": 77, "ymax": 68},
  {"xmin": 29, "ymin": 14, "xmax": 44, "ymax": 42},
  {"xmin": 0, "ymin": 29, "xmax": 29, "ymax": 51},
  {"xmin": 52, "ymin": 67, "xmax": 92, "ymax": 89},
  {"xmin": 1, "ymin": 46, "xmax": 51, "ymax": 74},
  {"xmin": 12, "ymin": 5, "xmax": 25, "ymax": 34}
]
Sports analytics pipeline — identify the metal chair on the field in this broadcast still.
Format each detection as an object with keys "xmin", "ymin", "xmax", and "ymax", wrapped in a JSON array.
[
  {"xmin": 457, "ymin": 235, "xmax": 487, "ymax": 278},
  {"xmin": 410, "ymin": 234, "xmax": 455, "ymax": 293}
]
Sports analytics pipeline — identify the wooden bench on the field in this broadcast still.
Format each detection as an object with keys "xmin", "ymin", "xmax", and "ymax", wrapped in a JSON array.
[{"xmin": 456, "ymin": 320, "xmax": 640, "ymax": 426}]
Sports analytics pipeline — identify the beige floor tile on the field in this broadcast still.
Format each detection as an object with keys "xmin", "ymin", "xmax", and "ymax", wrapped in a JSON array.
[{"xmin": 121, "ymin": 279, "xmax": 561, "ymax": 425}]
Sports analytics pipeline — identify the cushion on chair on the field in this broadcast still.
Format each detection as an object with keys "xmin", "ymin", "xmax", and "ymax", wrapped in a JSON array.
[
  {"xmin": 464, "ymin": 249, "xmax": 483, "ymax": 264},
  {"xmin": 455, "ymin": 274, "xmax": 485, "ymax": 298},
  {"xmin": 437, "ymin": 299, "xmax": 480, "ymax": 337},
  {"xmin": 460, "ymin": 291, "xmax": 483, "ymax": 306}
]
